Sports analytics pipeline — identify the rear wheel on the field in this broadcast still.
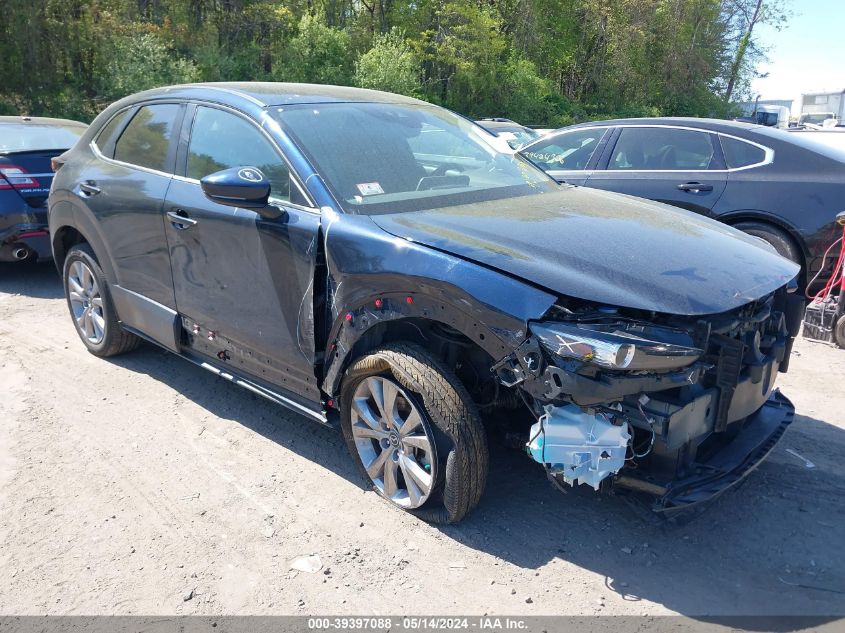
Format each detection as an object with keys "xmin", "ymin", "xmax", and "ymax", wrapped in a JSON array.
[
  {"xmin": 340, "ymin": 342, "xmax": 488, "ymax": 523},
  {"xmin": 734, "ymin": 221, "xmax": 802, "ymax": 265},
  {"xmin": 63, "ymin": 243, "xmax": 141, "ymax": 357}
]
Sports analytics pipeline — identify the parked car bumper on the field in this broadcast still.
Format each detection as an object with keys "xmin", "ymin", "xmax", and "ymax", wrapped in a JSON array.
[{"xmin": 0, "ymin": 208, "xmax": 51, "ymax": 262}]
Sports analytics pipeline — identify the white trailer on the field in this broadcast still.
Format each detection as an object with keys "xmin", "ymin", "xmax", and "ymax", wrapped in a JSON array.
[{"xmin": 797, "ymin": 89, "xmax": 845, "ymax": 125}]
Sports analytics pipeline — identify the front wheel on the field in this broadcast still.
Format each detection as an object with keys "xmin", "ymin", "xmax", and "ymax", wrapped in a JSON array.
[
  {"xmin": 339, "ymin": 343, "xmax": 488, "ymax": 523},
  {"xmin": 63, "ymin": 243, "xmax": 140, "ymax": 357}
]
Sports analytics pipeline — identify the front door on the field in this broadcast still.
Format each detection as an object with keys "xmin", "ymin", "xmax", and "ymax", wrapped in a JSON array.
[
  {"xmin": 164, "ymin": 104, "xmax": 321, "ymax": 402},
  {"xmin": 587, "ymin": 126, "xmax": 727, "ymax": 216}
]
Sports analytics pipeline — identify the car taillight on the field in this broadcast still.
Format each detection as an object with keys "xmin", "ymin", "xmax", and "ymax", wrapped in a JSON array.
[{"xmin": 0, "ymin": 165, "xmax": 41, "ymax": 190}]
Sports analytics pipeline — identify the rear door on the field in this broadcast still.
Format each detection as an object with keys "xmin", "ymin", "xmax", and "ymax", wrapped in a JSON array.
[
  {"xmin": 163, "ymin": 103, "xmax": 321, "ymax": 403},
  {"xmin": 520, "ymin": 127, "xmax": 610, "ymax": 185},
  {"xmin": 586, "ymin": 126, "xmax": 727, "ymax": 215},
  {"xmin": 81, "ymin": 103, "xmax": 184, "ymax": 309}
]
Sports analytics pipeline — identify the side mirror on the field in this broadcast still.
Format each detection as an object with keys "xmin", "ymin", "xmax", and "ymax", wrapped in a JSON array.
[{"xmin": 200, "ymin": 167, "xmax": 282, "ymax": 219}]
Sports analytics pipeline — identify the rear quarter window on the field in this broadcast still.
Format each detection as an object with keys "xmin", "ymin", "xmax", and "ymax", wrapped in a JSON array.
[
  {"xmin": 114, "ymin": 104, "xmax": 180, "ymax": 173},
  {"xmin": 720, "ymin": 136, "xmax": 767, "ymax": 169},
  {"xmin": 94, "ymin": 109, "xmax": 132, "ymax": 157}
]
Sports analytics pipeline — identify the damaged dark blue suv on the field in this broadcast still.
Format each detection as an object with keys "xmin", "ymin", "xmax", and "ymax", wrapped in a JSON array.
[{"xmin": 49, "ymin": 83, "xmax": 803, "ymax": 522}]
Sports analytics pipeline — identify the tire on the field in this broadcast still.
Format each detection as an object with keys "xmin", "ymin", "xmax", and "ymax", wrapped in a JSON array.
[
  {"xmin": 835, "ymin": 314, "xmax": 845, "ymax": 349},
  {"xmin": 734, "ymin": 221, "xmax": 802, "ymax": 265},
  {"xmin": 339, "ymin": 342, "xmax": 488, "ymax": 523},
  {"xmin": 63, "ymin": 243, "xmax": 141, "ymax": 357}
]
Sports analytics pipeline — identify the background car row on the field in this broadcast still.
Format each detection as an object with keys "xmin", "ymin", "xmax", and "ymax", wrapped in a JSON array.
[
  {"xmin": 5, "ymin": 109, "xmax": 843, "ymax": 298},
  {"xmin": 519, "ymin": 117, "xmax": 845, "ymax": 291}
]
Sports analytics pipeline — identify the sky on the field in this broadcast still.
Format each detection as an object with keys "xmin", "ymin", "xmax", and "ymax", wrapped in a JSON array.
[{"xmin": 750, "ymin": 0, "xmax": 845, "ymax": 104}]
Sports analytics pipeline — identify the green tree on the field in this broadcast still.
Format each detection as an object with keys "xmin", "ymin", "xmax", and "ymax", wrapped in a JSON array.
[
  {"xmin": 101, "ymin": 32, "xmax": 200, "ymax": 100},
  {"xmin": 276, "ymin": 14, "xmax": 353, "ymax": 85},
  {"xmin": 354, "ymin": 29, "xmax": 422, "ymax": 95},
  {"xmin": 0, "ymin": 0, "xmax": 793, "ymax": 124},
  {"xmin": 721, "ymin": 0, "xmax": 790, "ymax": 102},
  {"xmin": 412, "ymin": 0, "xmax": 506, "ymax": 111},
  {"xmin": 494, "ymin": 55, "xmax": 557, "ymax": 124}
]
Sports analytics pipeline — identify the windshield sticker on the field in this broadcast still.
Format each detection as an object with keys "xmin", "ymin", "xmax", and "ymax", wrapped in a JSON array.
[{"xmin": 356, "ymin": 182, "xmax": 385, "ymax": 196}]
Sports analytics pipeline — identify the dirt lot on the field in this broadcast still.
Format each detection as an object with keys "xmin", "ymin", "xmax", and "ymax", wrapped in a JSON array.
[{"xmin": 1, "ymin": 261, "xmax": 844, "ymax": 617}]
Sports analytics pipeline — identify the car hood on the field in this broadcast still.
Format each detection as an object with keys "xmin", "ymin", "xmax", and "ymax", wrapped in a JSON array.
[{"xmin": 369, "ymin": 187, "xmax": 800, "ymax": 316}]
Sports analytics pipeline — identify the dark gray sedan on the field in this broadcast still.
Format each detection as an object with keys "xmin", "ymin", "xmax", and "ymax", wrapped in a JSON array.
[{"xmin": 520, "ymin": 117, "xmax": 845, "ymax": 289}]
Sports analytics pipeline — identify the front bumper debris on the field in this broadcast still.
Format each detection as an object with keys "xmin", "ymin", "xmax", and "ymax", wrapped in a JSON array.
[
  {"xmin": 526, "ymin": 403, "xmax": 630, "ymax": 489},
  {"xmin": 616, "ymin": 390, "xmax": 794, "ymax": 513}
]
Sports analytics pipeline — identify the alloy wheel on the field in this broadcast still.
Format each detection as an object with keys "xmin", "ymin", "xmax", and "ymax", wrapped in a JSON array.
[
  {"xmin": 350, "ymin": 376, "xmax": 437, "ymax": 509},
  {"xmin": 68, "ymin": 260, "xmax": 106, "ymax": 345}
]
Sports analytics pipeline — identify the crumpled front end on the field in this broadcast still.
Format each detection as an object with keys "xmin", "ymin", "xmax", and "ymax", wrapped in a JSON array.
[{"xmin": 496, "ymin": 282, "xmax": 804, "ymax": 512}]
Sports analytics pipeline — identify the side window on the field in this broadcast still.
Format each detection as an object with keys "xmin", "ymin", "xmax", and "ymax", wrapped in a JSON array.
[
  {"xmin": 94, "ymin": 109, "xmax": 131, "ymax": 157},
  {"xmin": 608, "ymin": 127, "xmax": 715, "ymax": 170},
  {"xmin": 187, "ymin": 106, "xmax": 290, "ymax": 202},
  {"xmin": 522, "ymin": 129, "xmax": 607, "ymax": 170},
  {"xmin": 720, "ymin": 136, "xmax": 767, "ymax": 169},
  {"xmin": 114, "ymin": 104, "xmax": 180, "ymax": 173}
]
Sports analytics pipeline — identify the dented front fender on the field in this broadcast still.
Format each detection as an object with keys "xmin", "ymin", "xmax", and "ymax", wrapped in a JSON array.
[{"xmin": 320, "ymin": 212, "xmax": 556, "ymax": 396}]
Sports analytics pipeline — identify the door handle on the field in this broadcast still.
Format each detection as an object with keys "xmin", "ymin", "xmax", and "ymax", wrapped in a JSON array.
[
  {"xmin": 677, "ymin": 182, "xmax": 713, "ymax": 193},
  {"xmin": 78, "ymin": 181, "xmax": 101, "ymax": 196},
  {"xmin": 167, "ymin": 209, "xmax": 198, "ymax": 230}
]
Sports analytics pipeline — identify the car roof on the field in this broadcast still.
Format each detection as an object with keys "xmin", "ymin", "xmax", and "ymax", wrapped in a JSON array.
[
  {"xmin": 564, "ymin": 117, "xmax": 763, "ymax": 134},
  {"xmin": 0, "ymin": 115, "xmax": 87, "ymax": 128},
  {"xmin": 120, "ymin": 82, "xmax": 429, "ymax": 108},
  {"xmin": 525, "ymin": 115, "xmax": 845, "ymax": 163}
]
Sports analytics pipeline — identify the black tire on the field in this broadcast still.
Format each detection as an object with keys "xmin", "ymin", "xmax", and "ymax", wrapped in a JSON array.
[
  {"xmin": 339, "ymin": 342, "xmax": 488, "ymax": 523},
  {"xmin": 835, "ymin": 314, "xmax": 845, "ymax": 349},
  {"xmin": 734, "ymin": 221, "xmax": 802, "ymax": 265},
  {"xmin": 63, "ymin": 243, "xmax": 141, "ymax": 357}
]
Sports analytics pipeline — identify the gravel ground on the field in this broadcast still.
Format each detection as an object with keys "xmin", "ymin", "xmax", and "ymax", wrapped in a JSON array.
[{"xmin": 1, "ymin": 261, "xmax": 844, "ymax": 617}]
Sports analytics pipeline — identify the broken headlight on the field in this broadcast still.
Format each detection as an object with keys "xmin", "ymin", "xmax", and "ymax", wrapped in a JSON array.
[{"xmin": 531, "ymin": 321, "xmax": 702, "ymax": 371}]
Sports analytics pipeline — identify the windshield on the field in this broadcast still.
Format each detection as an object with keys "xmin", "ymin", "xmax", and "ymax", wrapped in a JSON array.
[
  {"xmin": 0, "ymin": 123, "xmax": 86, "ymax": 152},
  {"xmin": 274, "ymin": 102, "xmax": 557, "ymax": 214}
]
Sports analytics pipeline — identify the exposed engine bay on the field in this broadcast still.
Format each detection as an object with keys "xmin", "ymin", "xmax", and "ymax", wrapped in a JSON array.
[{"xmin": 491, "ymin": 284, "xmax": 805, "ymax": 512}]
